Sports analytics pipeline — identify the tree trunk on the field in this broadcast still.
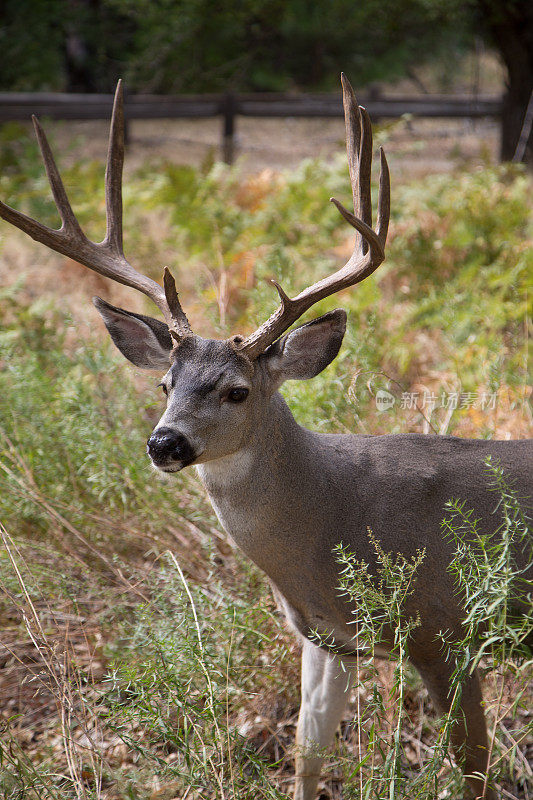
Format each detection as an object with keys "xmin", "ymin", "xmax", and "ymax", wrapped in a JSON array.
[
  {"xmin": 501, "ymin": 74, "xmax": 533, "ymax": 163},
  {"xmin": 477, "ymin": 0, "xmax": 533, "ymax": 164}
]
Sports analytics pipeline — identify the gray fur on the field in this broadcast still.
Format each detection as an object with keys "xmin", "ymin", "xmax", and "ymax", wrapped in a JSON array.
[{"xmin": 93, "ymin": 296, "xmax": 172, "ymax": 369}]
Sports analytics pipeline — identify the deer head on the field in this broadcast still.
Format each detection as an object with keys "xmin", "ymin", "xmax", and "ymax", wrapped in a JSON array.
[{"xmin": 0, "ymin": 75, "xmax": 389, "ymax": 473}]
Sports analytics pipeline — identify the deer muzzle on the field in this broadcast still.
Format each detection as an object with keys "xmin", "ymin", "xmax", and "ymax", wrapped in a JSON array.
[{"xmin": 146, "ymin": 426, "xmax": 196, "ymax": 472}]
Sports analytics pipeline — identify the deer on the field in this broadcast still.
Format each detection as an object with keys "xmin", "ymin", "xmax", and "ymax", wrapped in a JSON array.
[{"xmin": 1, "ymin": 75, "xmax": 531, "ymax": 800}]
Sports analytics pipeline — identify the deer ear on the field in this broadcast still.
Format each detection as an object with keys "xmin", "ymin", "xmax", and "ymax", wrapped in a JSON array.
[
  {"xmin": 93, "ymin": 297, "xmax": 172, "ymax": 370},
  {"xmin": 261, "ymin": 309, "xmax": 346, "ymax": 386}
]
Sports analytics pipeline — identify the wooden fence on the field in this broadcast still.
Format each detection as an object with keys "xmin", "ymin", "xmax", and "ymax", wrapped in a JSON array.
[{"xmin": 0, "ymin": 90, "xmax": 503, "ymax": 163}]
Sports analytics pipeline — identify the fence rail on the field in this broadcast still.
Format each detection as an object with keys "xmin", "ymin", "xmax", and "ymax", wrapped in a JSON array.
[{"xmin": 0, "ymin": 90, "xmax": 503, "ymax": 163}]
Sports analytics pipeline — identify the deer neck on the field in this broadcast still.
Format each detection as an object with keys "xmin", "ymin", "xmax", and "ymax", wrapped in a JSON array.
[{"xmin": 196, "ymin": 392, "xmax": 319, "ymax": 567}]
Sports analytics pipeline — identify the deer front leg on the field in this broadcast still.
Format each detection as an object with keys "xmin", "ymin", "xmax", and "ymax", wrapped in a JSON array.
[
  {"xmin": 413, "ymin": 653, "xmax": 497, "ymax": 800},
  {"xmin": 294, "ymin": 638, "xmax": 354, "ymax": 800}
]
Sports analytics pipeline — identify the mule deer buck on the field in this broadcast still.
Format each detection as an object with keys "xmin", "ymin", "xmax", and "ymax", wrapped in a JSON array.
[{"xmin": 1, "ymin": 75, "xmax": 531, "ymax": 800}]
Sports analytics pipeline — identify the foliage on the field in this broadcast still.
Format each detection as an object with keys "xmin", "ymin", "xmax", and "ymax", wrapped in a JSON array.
[
  {"xmin": 332, "ymin": 537, "xmax": 428, "ymax": 799},
  {"xmin": 103, "ymin": 553, "xmax": 290, "ymax": 799},
  {"xmin": 444, "ymin": 457, "xmax": 532, "ymax": 666},
  {"xmin": 0, "ymin": 0, "xmax": 66, "ymax": 91},
  {"xmin": 441, "ymin": 460, "xmax": 533, "ymax": 797},
  {"xmin": 0, "ymin": 0, "xmax": 473, "ymax": 93},
  {"xmin": 0, "ymin": 0, "xmax": 132, "ymax": 92},
  {"xmin": 111, "ymin": 0, "xmax": 472, "ymax": 93}
]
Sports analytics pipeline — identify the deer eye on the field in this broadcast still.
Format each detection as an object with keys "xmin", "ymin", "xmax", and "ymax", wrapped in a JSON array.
[
  {"xmin": 158, "ymin": 382, "xmax": 168, "ymax": 397},
  {"xmin": 226, "ymin": 387, "xmax": 249, "ymax": 403}
]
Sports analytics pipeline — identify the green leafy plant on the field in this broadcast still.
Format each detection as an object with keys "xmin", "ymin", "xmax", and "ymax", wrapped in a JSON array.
[
  {"xmin": 443, "ymin": 459, "xmax": 532, "ymax": 797},
  {"xmin": 332, "ymin": 536, "xmax": 426, "ymax": 799},
  {"xmin": 103, "ymin": 552, "xmax": 290, "ymax": 799}
]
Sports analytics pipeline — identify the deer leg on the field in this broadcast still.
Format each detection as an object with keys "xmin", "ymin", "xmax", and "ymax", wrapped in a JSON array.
[
  {"xmin": 413, "ymin": 654, "xmax": 497, "ymax": 800},
  {"xmin": 293, "ymin": 638, "xmax": 354, "ymax": 800}
]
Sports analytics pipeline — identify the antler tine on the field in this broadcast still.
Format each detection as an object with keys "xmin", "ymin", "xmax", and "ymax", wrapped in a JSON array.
[
  {"xmin": 236, "ymin": 74, "xmax": 390, "ymax": 360},
  {"xmin": 358, "ymin": 108, "xmax": 373, "ymax": 255},
  {"xmin": 0, "ymin": 193, "xmax": 62, "ymax": 247},
  {"xmin": 0, "ymin": 81, "xmax": 192, "ymax": 338},
  {"xmin": 104, "ymin": 80, "xmax": 125, "ymax": 253},
  {"xmin": 32, "ymin": 115, "xmax": 83, "ymax": 235},
  {"xmin": 376, "ymin": 147, "xmax": 390, "ymax": 246},
  {"xmin": 0, "ymin": 116, "xmax": 84, "ymax": 255},
  {"xmin": 341, "ymin": 73, "xmax": 362, "ymax": 220},
  {"xmin": 341, "ymin": 73, "xmax": 373, "ymax": 255},
  {"xmin": 163, "ymin": 267, "xmax": 193, "ymax": 340}
]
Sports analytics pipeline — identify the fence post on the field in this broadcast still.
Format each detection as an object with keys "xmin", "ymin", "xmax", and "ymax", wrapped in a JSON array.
[
  {"xmin": 221, "ymin": 92, "xmax": 236, "ymax": 164},
  {"xmin": 367, "ymin": 83, "xmax": 382, "ymax": 123}
]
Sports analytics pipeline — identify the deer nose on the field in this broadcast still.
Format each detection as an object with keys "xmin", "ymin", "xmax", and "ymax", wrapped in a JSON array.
[{"xmin": 147, "ymin": 427, "xmax": 194, "ymax": 465}]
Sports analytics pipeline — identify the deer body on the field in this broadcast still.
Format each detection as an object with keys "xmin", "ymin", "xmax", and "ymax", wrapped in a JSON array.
[
  {"xmin": 2, "ymin": 75, "xmax": 530, "ymax": 800},
  {"xmin": 198, "ymin": 393, "xmax": 531, "ymax": 652}
]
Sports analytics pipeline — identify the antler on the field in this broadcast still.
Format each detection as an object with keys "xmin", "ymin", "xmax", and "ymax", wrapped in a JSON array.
[
  {"xmin": 236, "ymin": 73, "xmax": 390, "ymax": 359},
  {"xmin": 0, "ymin": 81, "xmax": 191, "ymax": 340},
  {"xmin": 1, "ymin": 75, "xmax": 387, "ymax": 355}
]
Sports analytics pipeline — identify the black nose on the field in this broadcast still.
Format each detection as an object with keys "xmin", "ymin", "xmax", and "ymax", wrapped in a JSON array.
[{"xmin": 147, "ymin": 427, "xmax": 195, "ymax": 465}]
